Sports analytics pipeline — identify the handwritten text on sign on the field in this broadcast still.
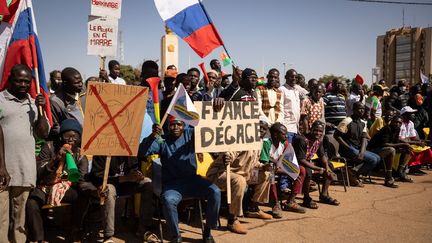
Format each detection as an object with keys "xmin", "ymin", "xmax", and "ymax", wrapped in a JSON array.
[
  {"xmin": 81, "ymin": 82, "xmax": 148, "ymax": 156},
  {"xmin": 194, "ymin": 101, "xmax": 261, "ymax": 153},
  {"xmin": 87, "ymin": 16, "xmax": 118, "ymax": 57},
  {"xmin": 91, "ymin": 0, "xmax": 122, "ymax": 19}
]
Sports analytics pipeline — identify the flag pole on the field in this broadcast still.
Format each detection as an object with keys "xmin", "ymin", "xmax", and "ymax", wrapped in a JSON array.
[{"xmin": 198, "ymin": 0, "xmax": 235, "ymax": 67}]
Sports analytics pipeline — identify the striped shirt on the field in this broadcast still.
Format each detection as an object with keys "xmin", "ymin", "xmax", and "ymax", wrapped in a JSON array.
[{"xmin": 323, "ymin": 92, "xmax": 347, "ymax": 127}]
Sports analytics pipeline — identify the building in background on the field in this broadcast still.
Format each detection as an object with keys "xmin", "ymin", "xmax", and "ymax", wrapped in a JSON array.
[{"xmin": 376, "ymin": 26, "xmax": 432, "ymax": 86}]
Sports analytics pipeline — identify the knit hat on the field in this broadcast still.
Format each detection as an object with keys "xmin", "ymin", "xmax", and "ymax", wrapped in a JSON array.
[
  {"xmin": 60, "ymin": 119, "xmax": 82, "ymax": 135},
  {"xmin": 241, "ymin": 68, "xmax": 257, "ymax": 80}
]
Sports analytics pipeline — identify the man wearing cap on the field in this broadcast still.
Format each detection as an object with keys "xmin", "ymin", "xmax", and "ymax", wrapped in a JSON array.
[
  {"xmin": 26, "ymin": 119, "xmax": 89, "ymax": 242},
  {"xmin": 256, "ymin": 68, "xmax": 284, "ymax": 125},
  {"xmin": 199, "ymin": 70, "xmax": 224, "ymax": 101},
  {"xmin": 138, "ymin": 117, "xmax": 220, "ymax": 243},
  {"xmin": 399, "ymin": 106, "xmax": 432, "ymax": 173},
  {"xmin": 0, "ymin": 64, "xmax": 50, "ymax": 243}
]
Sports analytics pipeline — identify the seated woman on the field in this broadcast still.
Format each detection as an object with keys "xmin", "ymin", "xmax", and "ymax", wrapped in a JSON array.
[
  {"xmin": 292, "ymin": 121, "xmax": 340, "ymax": 208},
  {"xmin": 26, "ymin": 119, "xmax": 89, "ymax": 242}
]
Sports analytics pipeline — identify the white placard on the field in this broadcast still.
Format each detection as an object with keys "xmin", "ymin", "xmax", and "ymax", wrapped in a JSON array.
[
  {"xmin": 87, "ymin": 16, "xmax": 118, "ymax": 57},
  {"xmin": 90, "ymin": 0, "xmax": 122, "ymax": 19}
]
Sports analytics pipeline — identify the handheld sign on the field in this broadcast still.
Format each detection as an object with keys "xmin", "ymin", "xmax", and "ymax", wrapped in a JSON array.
[
  {"xmin": 81, "ymin": 82, "xmax": 149, "ymax": 156},
  {"xmin": 194, "ymin": 101, "xmax": 261, "ymax": 153},
  {"xmin": 91, "ymin": 0, "xmax": 122, "ymax": 19},
  {"xmin": 87, "ymin": 16, "xmax": 118, "ymax": 57}
]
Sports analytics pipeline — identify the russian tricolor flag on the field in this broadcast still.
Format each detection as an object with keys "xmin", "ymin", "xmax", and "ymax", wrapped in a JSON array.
[
  {"xmin": 0, "ymin": 0, "xmax": 52, "ymax": 125},
  {"xmin": 154, "ymin": 0, "xmax": 224, "ymax": 58}
]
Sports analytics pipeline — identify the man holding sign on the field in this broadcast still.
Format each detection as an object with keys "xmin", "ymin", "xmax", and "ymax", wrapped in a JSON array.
[
  {"xmin": 138, "ymin": 116, "xmax": 220, "ymax": 243},
  {"xmin": 206, "ymin": 68, "xmax": 273, "ymax": 235}
]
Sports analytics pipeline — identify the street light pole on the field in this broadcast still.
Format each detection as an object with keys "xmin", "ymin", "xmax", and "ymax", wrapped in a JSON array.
[{"xmin": 283, "ymin": 62, "xmax": 286, "ymax": 75}]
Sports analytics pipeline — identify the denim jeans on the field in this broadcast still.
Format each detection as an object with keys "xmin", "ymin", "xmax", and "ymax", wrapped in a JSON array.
[
  {"xmin": 342, "ymin": 145, "xmax": 381, "ymax": 176},
  {"xmin": 161, "ymin": 175, "xmax": 221, "ymax": 238}
]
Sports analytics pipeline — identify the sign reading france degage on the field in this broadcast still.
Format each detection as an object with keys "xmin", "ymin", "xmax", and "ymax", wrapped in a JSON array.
[{"xmin": 194, "ymin": 101, "xmax": 261, "ymax": 153}]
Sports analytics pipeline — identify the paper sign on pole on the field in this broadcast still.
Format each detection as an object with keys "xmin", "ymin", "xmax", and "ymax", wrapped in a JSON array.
[
  {"xmin": 90, "ymin": 0, "xmax": 122, "ymax": 19},
  {"xmin": 87, "ymin": 16, "xmax": 118, "ymax": 57},
  {"xmin": 81, "ymin": 82, "xmax": 149, "ymax": 156},
  {"xmin": 194, "ymin": 101, "xmax": 262, "ymax": 153}
]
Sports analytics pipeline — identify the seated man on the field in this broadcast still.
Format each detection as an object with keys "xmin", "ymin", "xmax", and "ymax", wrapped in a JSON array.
[
  {"xmin": 399, "ymin": 106, "xmax": 432, "ymax": 173},
  {"xmin": 368, "ymin": 116, "xmax": 412, "ymax": 184},
  {"xmin": 335, "ymin": 102, "xmax": 380, "ymax": 186},
  {"xmin": 206, "ymin": 138, "xmax": 273, "ymax": 235},
  {"xmin": 90, "ymin": 155, "xmax": 155, "ymax": 242},
  {"xmin": 259, "ymin": 122, "xmax": 287, "ymax": 218},
  {"xmin": 26, "ymin": 119, "xmax": 88, "ymax": 242},
  {"xmin": 292, "ymin": 121, "xmax": 340, "ymax": 209},
  {"xmin": 138, "ymin": 117, "xmax": 220, "ymax": 243}
]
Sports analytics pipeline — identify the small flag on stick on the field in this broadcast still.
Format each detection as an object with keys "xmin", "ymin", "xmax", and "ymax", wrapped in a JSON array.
[
  {"xmin": 277, "ymin": 144, "xmax": 300, "ymax": 180},
  {"xmin": 164, "ymin": 83, "xmax": 199, "ymax": 127},
  {"xmin": 220, "ymin": 51, "xmax": 232, "ymax": 67}
]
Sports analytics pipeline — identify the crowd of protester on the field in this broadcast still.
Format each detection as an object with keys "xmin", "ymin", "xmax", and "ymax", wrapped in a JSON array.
[{"xmin": 0, "ymin": 59, "xmax": 431, "ymax": 243}]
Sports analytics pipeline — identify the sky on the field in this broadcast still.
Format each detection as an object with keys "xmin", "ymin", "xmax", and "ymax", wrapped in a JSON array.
[{"xmin": 33, "ymin": 0, "xmax": 432, "ymax": 85}]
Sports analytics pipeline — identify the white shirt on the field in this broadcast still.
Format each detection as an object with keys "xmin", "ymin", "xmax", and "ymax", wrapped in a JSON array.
[
  {"xmin": 109, "ymin": 76, "xmax": 126, "ymax": 85},
  {"xmin": 279, "ymin": 84, "xmax": 301, "ymax": 133},
  {"xmin": 399, "ymin": 121, "xmax": 417, "ymax": 139}
]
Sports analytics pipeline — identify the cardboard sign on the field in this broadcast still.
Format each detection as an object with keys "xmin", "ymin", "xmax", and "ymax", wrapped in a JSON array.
[
  {"xmin": 90, "ymin": 0, "xmax": 122, "ymax": 19},
  {"xmin": 194, "ymin": 101, "xmax": 261, "ymax": 153},
  {"xmin": 87, "ymin": 16, "xmax": 118, "ymax": 57},
  {"xmin": 81, "ymin": 82, "xmax": 149, "ymax": 156}
]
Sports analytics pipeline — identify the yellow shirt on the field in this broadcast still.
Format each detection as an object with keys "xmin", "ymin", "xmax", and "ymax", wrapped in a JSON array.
[{"xmin": 369, "ymin": 117, "xmax": 387, "ymax": 138}]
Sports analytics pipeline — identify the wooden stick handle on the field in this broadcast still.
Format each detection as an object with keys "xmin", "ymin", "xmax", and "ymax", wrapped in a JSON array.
[
  {"xmin": 226, "ymin": 164, "xmax": 231, "ymax": 204},
  {"xmin": 100, "ymin": 156, "xmax": 112, "ymax": 205},
  {"xmin": 99, "ymin": 56, "xmax": 106, "ymax": 70}
]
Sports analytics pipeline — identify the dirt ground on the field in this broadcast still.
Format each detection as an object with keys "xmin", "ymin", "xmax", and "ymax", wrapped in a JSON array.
[{"xmin": 46, "ymin": 170, "xmax": 432, "ymax": 242}]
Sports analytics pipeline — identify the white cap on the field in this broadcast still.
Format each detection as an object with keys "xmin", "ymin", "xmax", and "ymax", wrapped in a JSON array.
[{"xmin": 400, "ymin": 106, "xmax": 417, "ymax": 115}]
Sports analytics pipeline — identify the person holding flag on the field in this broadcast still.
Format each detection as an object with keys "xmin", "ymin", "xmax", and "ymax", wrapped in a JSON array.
[
  {"xmin": 0, "ymin": 64, "xmax": 49, "ymax": 243},
  {"xmin": 139, "ymin": 84, "xmax": 220, "ymax": 243}
]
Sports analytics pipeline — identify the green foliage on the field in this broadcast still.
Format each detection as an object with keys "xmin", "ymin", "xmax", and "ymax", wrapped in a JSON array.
[
  {"xmin": 120, "ymin": 64, "xmax": 140, "ymax": 84},
  {"xmin": 319, "ymin": 74, "xmax": 347, "ymax": 85}
]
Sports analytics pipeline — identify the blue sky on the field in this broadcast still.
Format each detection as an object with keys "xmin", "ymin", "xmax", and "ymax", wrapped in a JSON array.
[{"xmin": 33, "ymin": 0, "xmax": 432, "ymax": 85}]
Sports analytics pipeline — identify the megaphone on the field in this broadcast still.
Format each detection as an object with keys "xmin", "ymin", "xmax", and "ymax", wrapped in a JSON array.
[{"xmin": 64, "ymin": 148, "xmax": 80, "ymax": 182}]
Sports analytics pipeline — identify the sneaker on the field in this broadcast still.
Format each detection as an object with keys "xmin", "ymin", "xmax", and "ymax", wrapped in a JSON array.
[
  {"xmin": 272, "ymin": 203, "xmax": 283, "ymax": 219},
  {"xmin": 227, "ymin": 220, "xmax": 247, "ymax": 234},
  {"xmin": 103, "ymin": 236, "xmax": 114, "ymax": 243},
  {"xmin": 245, "ymin": 209, "xmax": 273, "ymax": 219}
]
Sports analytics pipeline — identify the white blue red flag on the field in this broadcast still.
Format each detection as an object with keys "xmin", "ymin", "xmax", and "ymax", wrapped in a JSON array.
[
  {"xmin": 154, "ymin": 0, "xmax": 224, "ymax": 58},
  {"xmin": 0, "ymin": 0, "xmax": 52, "ymax": 125},
  {"xmin": 165, "ymin": 83, "xmax": 199, "ymax": 127},
  {"xmin": 277, "ymin": 143, "xmax": 300, "ymax": 180}
]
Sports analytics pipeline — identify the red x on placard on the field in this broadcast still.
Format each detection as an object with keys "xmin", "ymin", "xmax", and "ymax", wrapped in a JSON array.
[{"xmin": 82, "ymin": 85, "xmax": 147, "ymax": 155}]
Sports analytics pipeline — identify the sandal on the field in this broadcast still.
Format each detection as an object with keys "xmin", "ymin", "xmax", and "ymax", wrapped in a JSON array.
[
  {"xmin": 398, "ymin": 174, "xmax": 414, "ymax": 183},
  {"xmin": 281, "ymin": 201, "xmax": 306, "ymax": 213},
  {"xmin": 143, "ymin": 231, "xmax": 160, "ymax": 243},
  {"xmin": 319, "ymin": 195, "xmax": 340, "ymax": 206},
  {"xmin": 302, "ymin": 197, "xmax": 319, "ymax": 209}
]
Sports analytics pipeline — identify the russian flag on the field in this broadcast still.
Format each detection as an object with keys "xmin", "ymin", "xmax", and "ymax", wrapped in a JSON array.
[
  {"xmin": 154, "ymin": 0, "xmax": 224, "ymax": 58},
  {"xmin": 0, "ymin": 0, "xmax": 52, "ymax": 125}
]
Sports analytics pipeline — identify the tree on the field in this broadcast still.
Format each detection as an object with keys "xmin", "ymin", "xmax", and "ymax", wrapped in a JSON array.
[
  {"xmin": 319, "ymin": 74, "xmax": 347, "ymax": 85},
  {"xmin": 120, "ymin": 64, "xmax": 140, "ymax": 84}
]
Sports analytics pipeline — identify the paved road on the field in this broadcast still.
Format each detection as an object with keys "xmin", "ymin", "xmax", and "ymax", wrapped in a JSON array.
[{"xmin": 107, "ymin": 170, "xmax": 432, "ymax": 243}]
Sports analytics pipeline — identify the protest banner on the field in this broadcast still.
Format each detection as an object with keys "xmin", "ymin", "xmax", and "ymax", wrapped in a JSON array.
[
  {"xmin": 90, "ymin": 0, "xmax": 122, "ymax": 19},
  {"xmin": 87, "ymin": 15, "xmax": 118, "ymax": 57},
  {"xmin": 81, "ymin": 82, "xmax": 149, "ymax": 156},
  {"xmin": 194, "ymin": 101, "xmax": 261, "ymax": 153}
]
